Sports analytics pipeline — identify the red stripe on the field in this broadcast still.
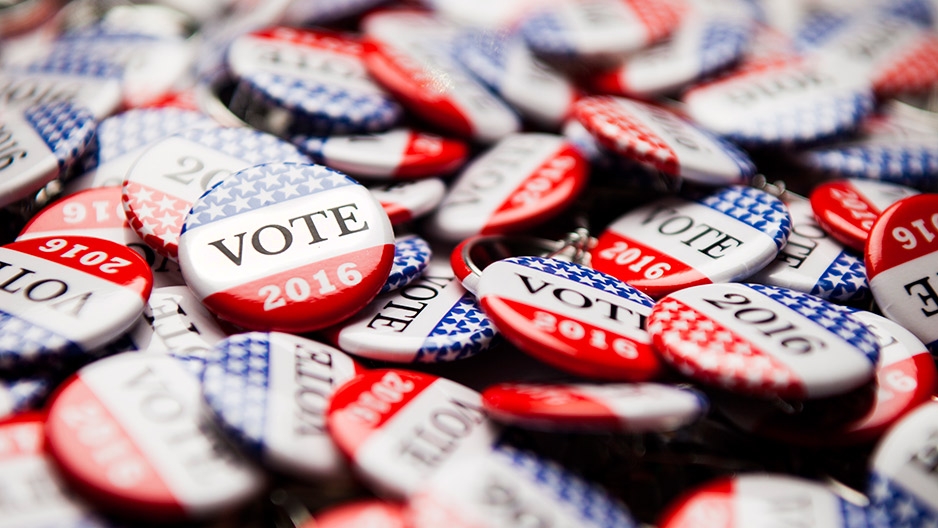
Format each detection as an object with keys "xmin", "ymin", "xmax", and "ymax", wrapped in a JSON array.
[
  {"xmin": 19, "ymin": 187, "xmax": 127, "ymax": 234},
  {"xmin": 247, "ymin": 27, "xmax": 364, "ymax": 57},
  {"xmin": 395, "ymin": 132, "xmax": 468, "ymax": 178},
  {"xmin": 591, "ymin": 231, "xmax": 709, "ymax": 298},
  {"xmin": 810, "ymin": 181, "xmax": 880, "ymax": 252},
  {"xmin": 866, "ymin": 194, "xmax": 938, "ymax": 278}
]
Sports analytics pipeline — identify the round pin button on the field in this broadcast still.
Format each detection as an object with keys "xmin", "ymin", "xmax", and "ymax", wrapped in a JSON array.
[
  {"xmin": 295, "ymin": 128, "xmax": 469, "ymax": 180},
  {"xmin": 122, "ymin": 125, "xmax": 310, "ymax": 260},
  {"xmin": 201, "ymin": 332, "xmax": 361, "ymax": 480},
  {"xmin": 810, "ymin": 179, "xmax": 920, "ymax": 253},
  {"xmin": 325, "ymin": 258, "xmax": 499, "ymax": 363},
  {"xmin": 369, "ymin": 178, "xmax": 447, "ymax": 226},
  {"xmin": 0, "ymin": 235, "xmax": 151, "ymax": 370},
  {"xmin": 572, "ymin": 96, "xmax": 756, "ymax": 185},
  {"xmin": 866, "ymin": 193, "xmax": 938, "ymax": 353},
  {"xmin": 326, "ymin": 368, "xmax": 499, "ymax": 498},
  {"xmin": 591, "ymin": 186, "xmax": 791, "ymax": 298},
  {"xmin": 659, "ymin": 473, "xmax": 872, "ymax": 528},
  {"xmin": 481, "ymin": 382, "xmax": 708, "ymax": 433},
  {"xmin": 425, "ymin": 133, "xmax": 589, "ymax": 243},
  {"xmin": 477, "ymin": 256, "xmax": 661, "ymax": 381},
  {"xmin": 867, "ymin": 401, "xmax": 938, "ymax": 527},
  {"xmin": 304, "ymin": 500, "xmax": 407, "ymax": 528},
  {"xmin": 178, "ymin": 162, "xmax": 394, "ymax": 333},
  {"xmin": 44, "ymin": 353, "xmax": 265, "ymax": 521},
  {"xmin": 408, "ymin": 446, "xmax": 638, "ymax": 528},
  {"xmin": 382, "ymin": 234, "xmax": 432, "ymax": 294},
  {"xmin": 0, "ymin": 102, "xmax": 96, "ymax": 209},
  {"xmin": 750, "ymin": 193, "xmax": 869, "ymax": 303},
  {"xmin": 647, "ymin": 283, "xmax": 880, "ymax": 399}
]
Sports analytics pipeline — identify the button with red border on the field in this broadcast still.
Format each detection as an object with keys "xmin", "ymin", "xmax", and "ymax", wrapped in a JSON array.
[
  {"xmin": 369, "ymin": 178, "xmax": 446, "ymax": 226},
  {"xmin": 810, "ymin": 179, "xmax": 919, "ymax": 253},
  {"xmin": 0, "ymin": 235, "xmax": 151, "ymax": 370},
  {"xmin": 481, "ymin": 382, "xmax": 707, "ymax": 433},
  {"xmin": 425, "ymin": 133, "xmax": 588, "ymax": 243},
  {"xmin": 866, "ymin": 193, "xmax": 938, "ymax": 353},
  {"xmin": 590, "ymin": 186, "xmax": 791, "ymax": 298},
  {"xmin": 44, "ymin": 352, "xmax": 265, "ymax": 522},
  {"xmin": 177, "ymin": 162, "xmax": 395, "ymax": 333},
  {"xmin": 647, "ymin": 282, "xmax": 880, "ymax": 399},
  {"xmin": 477, "ymin": 256, "xmax": 661, "ymax": 381},
  {"xmin": 326, "ymin": 369, "xmax": 499, "ymax": 498}
]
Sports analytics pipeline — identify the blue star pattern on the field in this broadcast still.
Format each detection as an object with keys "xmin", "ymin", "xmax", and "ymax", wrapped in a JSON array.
[
  {"xmin": 521, "ymin": 11, "xmax": 576, "ymax": 58},
  {"xmin": 292, "ymin": 136, "xmax": 328, "ymax": 164},
  {"xmin": 793, "ymin": 12, "xmax": 850, "ymax": 52},
  {"xmin": 184, "ymin": 162, "xmax": 355, "ymax": 232},
  {"xmin": 698, "ymin": 19, "xmax": 751, "ymax": 79},
  {"xmin": 838, "ymin": 496, "xmax": 879, "ymax": 528},
  {"xmin": 867, "ymin": 472, "xmax": 938, "ymax": 528},
  {"xmin": 452, "ymin": 30, "xmax": 511, "ymax": 90},
  {"xmin": 24, "ymin": 102, "xmax": 96, "ymax": 172},
  {"xmin": 21, "ymin": 50, "xmax": 123, "ymax": 79},
  {"xmin": 176, "ymin": 126, "xmax": 309, "ymax": 168},
  {"xmin": 883, "ymin": 0, "xmax": 935, "ymax": 25},
  {"xmin": 200, "ymin": 332, "xmax": 272, "ymax": 457},
  {"xmin": 497, "ymin": 446, "xmax": 637, "ymax": 528},
  {"xmin": 799, "ymin": 143, "xmax": 938, "ymax": 189},
  {"xmin": 744, "ymin": 283, "xmax": 880, "ymax": 364},
  {"xmin": 381, "ymin": 235, "xmax": 432, "ymax": 294},
  {"xmin": 0, "ymin": 311, "xmax": 84, "ymax": 369},
  {"xmin": 238, "ymin": 72, "xmax": 402, "ymax": 136},
  {"xmin": 3, "ymin": 377, "xmax": 50, "ymax": 414},
  {"xmin": 414, "ymin": 292, "xmax": 499, "ymax": 363},
  {"xmin": 95, "ymin": 108, "xmax": 215, "ymax": 163},
  {"xmin": 698, "ymin": 186, "xmax": 792, "ymax": 249},
  {"xmin": 508, "ymin": 256, "xmax": 655, "ymax": 309},
  {"xmin": 810, "ymin": 250, "xmax": 870, "ymax": 302}
]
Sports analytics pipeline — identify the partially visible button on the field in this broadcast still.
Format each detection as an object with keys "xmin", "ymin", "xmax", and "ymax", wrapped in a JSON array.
[
  {"xmin": 304, "ymin": 500, "xmax": 407, "ymax": 528},
  {"xmin": 381, "ymin": 234, "xmax": 432, "ymax": 294},
  {"xmin": 810, "ymin": 178, "xmax": 919, "ymax": 252},
  {"xmin": 2, "ymin": 59, "xmax": 123, "ymax": 119},
  {"xmin": 369, "ymin": 178, "xmax": 447, "ymax": 226}
]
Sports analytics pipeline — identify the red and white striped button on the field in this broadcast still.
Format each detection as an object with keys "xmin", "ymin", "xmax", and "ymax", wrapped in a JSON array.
[
  {"xmin": 370, "ymin": 178, "xmax": 447, "ymax": 226},
  {"xmin": 425, "ymin": 133, "xmax": 588, "ymax": 243},
  {"xmin": 0, "ymin": 235, "xmax": 151, "ymax": 365},
  {"xmin": 361, "ymin": 10, "xmax": 520, "ymax": 143},
  {"xmin": 647, "ymin": 282, "xmax": 880, "ymax": 399},
  {"xmin": 178, "ymin": 163, "xmax": 394, "ymax": 333},
  {"xmin": 481, "ymin": 382, "xmax": 707, "ymax": 433},
  {"xmin": 44, "ymin": 353, "xmax": 265, "ymax": 521},
  {"xmin": 866, "ymin": 194, "xmax": 938, "ymax": 353},
  {"xmin": 18, "ymin": 187, "xmax": 184, "ymax": 288},
  {"xmin": 810, "ymin": 179, "xmax": 919, "ymax": 253},
  {"xmin": 326, "ymin": 369, "xmax": 499, "ymax": 499}
]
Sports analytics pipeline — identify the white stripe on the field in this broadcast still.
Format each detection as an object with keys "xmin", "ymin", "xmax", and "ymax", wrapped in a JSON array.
[{"xmin": 870, "ymin": 252, "xmax": 938, "ymax": 347}]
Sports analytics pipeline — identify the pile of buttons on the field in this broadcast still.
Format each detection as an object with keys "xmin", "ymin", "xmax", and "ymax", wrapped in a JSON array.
[{"xmin": 1, "ymin": 0, "xmax": 938, "ymax": 526}]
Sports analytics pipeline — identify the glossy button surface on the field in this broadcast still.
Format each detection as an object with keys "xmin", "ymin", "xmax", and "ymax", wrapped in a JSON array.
[{"xmin": 810, "ymin": 179, "xmax": 919, "ymax": 253}]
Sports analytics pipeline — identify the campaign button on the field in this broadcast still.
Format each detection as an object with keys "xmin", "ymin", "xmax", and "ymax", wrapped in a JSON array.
[
  {"xmin": 477, "ymin": 256, "xmax": 661, "ymax": 381},
  {"xmin": 128, "ymin": 285, "xmax": 232, "ymax": 357},
  {"xmin": 369, "ymin": 178, "xmax": 447, "ymax": 225},
  {"xmin": 44, "ymin": 353, "xmax": 265, "ymax": 521},
  {"xmin": 717, "ymin": 309, "xmax": 936, "ymax": 446},
  {"xmin": 382, "ymin": 234, "xmax": 431, "ymax": 294},
  {"xmin": 361, "ymin": 10, "xmax": 521, "ymax": 143},
  {"xmin": 0, "ymin": 413, "xmax": 115, "ymax": 528},
  {"xmin": 201, "ymin": 332, "xmax": 362, "ymax": 480},
  {"xmin": 810, "ymin": 179, "xmax": 919, "ymax": 252},
  {"xmin": 18, "ymin": 187, "xmax": 185, "ymax": 288},
  {"xmin": 450, "ymin": 234, "xmax": 579, "ymax": 295},
  {"xmin": 590, "ymin": 186, "xmax": 791, "ymax": 298},
  {"xmin": 0, "ymin": 377, "xmax": 49, "ymax": 419},
  {"xmin": 326, "ymin": 369, "xmax": 499, "ymax": 498},
  {"xmin": 409, "ymin": 446, "xmax": 638, "ymax": 528},
  {"xmin": 796, "ymin": 12, "xmax": 938, "ymax": 97},
  {"xmin": 122, "ymin": 125, "xmax": 310, "ymax": 260},
  {"xmin": 647, "ymin": 283, "xmax": 880, "ymax": 399},
  {"xmin": 0, "ymin": 102, "xmax": 95, "ymax": 208},
  {"xmin": 304, "ymin": 500, "xmax": 407, "ymax": 528},
  {"xmin": 587, "ymin": 0, "xmax": 754, "ymax": 98},
  {"xmin": 572, "ymin": 96, "xmax": 756, "ymax": 185},
  {"xmin": 325, "ymin": 258, "xmax": 499, "ymax": 363},
  {"xmin": 867, "ymin": 401, "xmax": 938, "ymax": 527},
  {"xmin": 295, "ymin": 128, "xmax": 468, "ymax": 180},
  {"xmin": 177, "ymin": 162, "xmax": 395, "ymax": 333},
  {"xmin": 519, "ymin": 0, "xmax": 684, "ymax": 60},
  {"xmin": 425, "ymin": 133, "xmax": 588, "ymax": 243},
  {"xmin": 227, "ymin": 27, "xmax": 402, "ymax": 137},
  {"xmin": 659, "ymin": 473, "xmax": 873, "ymax": 528},
  {"xmin": 866, "ymin": 193, "xmax": 938, "ymax": 353},
  {"xmin": 453, "ymin": 30, "xmax": 578, "ymax": 129},
  {"xmin": 682, "ymin": 56, "xmax": 875, "ymax": 146},
  {"xmin": 73, "ymin": 107, "xmax": 215, "ymax": 192},
  {"xmin": 2, "ymin": 63, "xmax": 123, "ymax": 119},
  {"xmin": 481, "ymin": 382, "xmax": 707, "ymax": 433},
  {"xmin": 0, "ymin": 235, "xmax": 151, "ymax": 370},
  {"xmin": 750, "ymin": 193, "xmax": 869, "ymax": 303}
]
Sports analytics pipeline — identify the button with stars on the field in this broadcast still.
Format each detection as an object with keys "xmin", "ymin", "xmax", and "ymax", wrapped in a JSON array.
[
  {"xmin": 647, "ymin": 283, "xmax": 880, "ymax": 399},
  {"xmin": 476, "ymin": 256, "xmax": 662, "ymax": 381},
  {"xmin": 323, "ymin": 258, "xmax": 499, "ymax": 364},
  {"xmin": 381, "ymin": 234, "xmax": 431, "ymax": 294},
  {"xmin": 810, "ymin": 179, "xmax": 919, "ymax": 253},
  {"xmin": 199, "ymin": 332, "xmax": 362, "ymax": 481},
  {"xmin": 121, "ymin": 124, "xmax": 310, "ymax": 260},
  {"xmin": 178, "ymin": 162, "xmax": 394, "ymax": 333}
]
